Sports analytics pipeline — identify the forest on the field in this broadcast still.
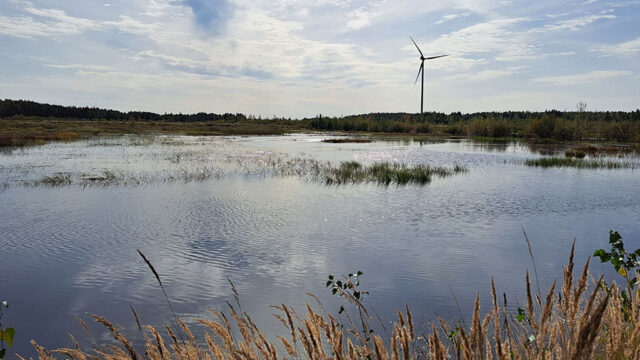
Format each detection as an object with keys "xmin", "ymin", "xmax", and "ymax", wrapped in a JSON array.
[{"xmin": 2, "ymin": 99, "xmax": 640, "ymax": 143}]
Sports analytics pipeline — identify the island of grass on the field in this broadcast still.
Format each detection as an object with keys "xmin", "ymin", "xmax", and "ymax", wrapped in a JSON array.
[
  {"xmin": 324, "ymin": 161, "xmax": 466, "ymax": 185},
  {"xmin": 524, "ymin": 157, "xmax": 636, "ymax": 169},
  {"xmin": 321, "ymin": 138, "xmax": 372, "ymax": 143}
]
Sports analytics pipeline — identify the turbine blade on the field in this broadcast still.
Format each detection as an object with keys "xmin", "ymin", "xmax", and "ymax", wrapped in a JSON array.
[
  {"xmin": 414, "ymin": 63, "xmax": 423, "ymax": 85},
  {"xmin": 425, "ymin": 54, "xmax": 448, "ymax": 60},
  {"xmin": 410, "ymin": 36, "xmax": 424, "ymax": 57}
]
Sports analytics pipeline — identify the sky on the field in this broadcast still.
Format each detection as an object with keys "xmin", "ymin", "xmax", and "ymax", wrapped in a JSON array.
[{"xmin": 0, "ymin": 0, "xmax": 639, "ymax": 117}]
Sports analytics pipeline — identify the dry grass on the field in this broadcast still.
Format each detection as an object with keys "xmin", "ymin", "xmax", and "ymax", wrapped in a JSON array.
[
  {"xmin": 27, "ymin": 244, "xmax": 640, "ymax": 360},
  {"xmin": 564, "ymin": 144, "xmax": 639, "ymax": 158},
  {"xmin": 0, "ymin": 117, "xmax": 304, "ymax": 147},
  {"xmin": 321, "ymin": 138, "xmax": 373, "ymax": 143}
]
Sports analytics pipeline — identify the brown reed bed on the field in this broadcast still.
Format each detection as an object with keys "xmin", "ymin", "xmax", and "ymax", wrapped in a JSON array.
[
  {"xmin": 564, "ymin": 144, "xmax": 639, "ymax": 158},
  {"xmin": 26, "ymin": 240, "xmax": 640, "ymax": 360},
  {"xmin": 321, "ymin": 138, "xmax": 373, "ymax": 143}
]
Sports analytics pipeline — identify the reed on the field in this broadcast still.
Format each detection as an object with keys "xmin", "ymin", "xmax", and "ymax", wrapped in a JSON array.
[{"xmin": 27, "ymin": 241, "xmax": 640, "ymax": 360}]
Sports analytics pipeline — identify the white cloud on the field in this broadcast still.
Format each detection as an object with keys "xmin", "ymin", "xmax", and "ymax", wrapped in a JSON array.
[
  {"xmin": 44, "ymin": 64, "xmax": 114, "ymax": 71},
  {"xmin": 468, "ymin": 67, "xmax": 523, "ymax": 81},
  {"xmin": 531, "ymin": 14, "xmax": 616, "ymax": 33},
  {"xmin": 413, "ymin": 18, "xmax": 536, "ymax": 65},
  {"xmin": 346, "ymin": 8, "xmax": 372, "ymax": 29},
  {"xmin": 592, "ymin": 36, "xmax": 640, "ymax": 56},
  {"xmin": 435, "ymin": 13, "xmax": 470, "ymax": 24},
  {"xmin": 533, "ymin": 70, "xmax": 633, "ymax": 85},
  {"xmin": 103, "ymin": 15, "xmax": 159, "ymax": 35},
  {"xmin": 444, "ymin": 66, "xmax": 524, "ymax": 82}
]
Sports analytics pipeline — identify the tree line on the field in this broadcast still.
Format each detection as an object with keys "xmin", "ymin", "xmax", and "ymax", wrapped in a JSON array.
[{"xmin": 2, "ymin": 99, "xmax": 640, "ymax": 141}]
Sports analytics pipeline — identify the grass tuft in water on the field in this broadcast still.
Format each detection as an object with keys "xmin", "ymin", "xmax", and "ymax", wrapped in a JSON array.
[
  {"xmin": 38, "ymin": 173, "xmax": 73, "ymax": 186},
  {"xmin": 524, "ymin": 157, "xmax": 636, "ymax": 169},
  {"xmin": 325, "ymin": 161, "xmax": 466, "ymax": 185}
]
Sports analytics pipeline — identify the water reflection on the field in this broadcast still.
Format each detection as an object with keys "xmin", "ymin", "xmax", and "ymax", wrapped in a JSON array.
[{"xmin": 0, "ymin": 134, "xmax": 638, "ymax": 358}]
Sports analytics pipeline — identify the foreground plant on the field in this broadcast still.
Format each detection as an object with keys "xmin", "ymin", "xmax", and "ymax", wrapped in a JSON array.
[
  {"xmin": 27, "ymin": 232, "xmax": 640, "ymax": 360},
  {"xmin": 0, "ymin": 301, "xmax": 15, "ymax": 360}
]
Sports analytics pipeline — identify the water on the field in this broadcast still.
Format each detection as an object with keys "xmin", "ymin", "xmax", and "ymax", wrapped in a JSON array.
[{"xmin": 1, "ymin": 134, "xmax": 638, "ymax": 357}]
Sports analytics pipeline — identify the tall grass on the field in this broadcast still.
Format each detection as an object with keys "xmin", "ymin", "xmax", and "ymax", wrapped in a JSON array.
[{"xmin": 28, "ymin": 242, "xmax": 640, "ymax": 359}]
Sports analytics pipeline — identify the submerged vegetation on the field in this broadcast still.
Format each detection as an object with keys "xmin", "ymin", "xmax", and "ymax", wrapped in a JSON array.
[
  {"xmin": 523, "ymin": 157, "xmax": 637, "ymax": 169},
  {"xmin": 26, "ymin": 231, "xmax": 640, "ymax": 360},
  {"xmin": 32, "ymin": 168, "xmax": 223, "ymax": 187}
]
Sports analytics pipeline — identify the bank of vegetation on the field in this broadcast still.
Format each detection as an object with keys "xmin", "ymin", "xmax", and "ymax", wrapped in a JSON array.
[
  {"xmin": 523, "ymin": 157, "xmax": 637, "ymax": 169},
  {"xmin": 2, "ymin": 99, "xmax": 640, "ymax": 147},
  {"xmin": 21, "ymin": 231, "xmax": 640, "ymax": 360}
]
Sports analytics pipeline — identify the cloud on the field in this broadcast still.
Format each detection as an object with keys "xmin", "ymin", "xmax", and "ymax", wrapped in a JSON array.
[
  {"xmin": 346, "ymin": 8, "xmax": 372, "ymax": 29},
  {"xmin": 444, "ymin": 66, "xmax": 525, "ymax": 82},
  {"xmin": 413, "ymin": 18, "xmax": 535, "ymax": 65},
  {"xmin": 531, "ymin": 14, "xmax": 616, "ymax": 33},
  {"xmin": 532, "ymin": 70, "xmax": 633, "ymax": 85},
  {"xmin": 44, "ymin": 64, "xmax": 114, "ymax": 71},
  {"xmin": 468, "ymin": 67, "xmax": 524, "ymax": 81},
  {"xmin": 592, "ymin": 36, "xmax": 640, "ymax": 56},
  {"xmin": 1, "ymin": 0, "xmax": 639, "ymax": 115},
  {"xmin": 0, "ymin": 5, "xmax": 99, "ymax": 39},
  {"xmin": 435, "ymin": 13, "xmax": 470, "ymax": 24}
]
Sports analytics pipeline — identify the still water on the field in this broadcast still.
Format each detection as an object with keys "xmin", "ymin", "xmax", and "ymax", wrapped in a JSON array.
[{"xmin": 1, "ymin": 134, "xmax": 638, "ymax": 357}]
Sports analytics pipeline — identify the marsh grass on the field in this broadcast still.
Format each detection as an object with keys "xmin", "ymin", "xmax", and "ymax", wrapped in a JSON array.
[
  {"xmin": 38, "ymin": 173, "xmax": 73, "ymax": 186},
  {"xmin": 321, "ymin": 138, "xmax": 373, "ymax": 143},
  {"xmin": 28, "ymin": 241, "xmax": 640, "ymax": 360},
  {"xmin": 324, "ymin": 161, "xmax": 466, "ymax": 185},
  {"xmin": 523, "ymin": 157, "xmax": 637, "ymax": 169},
  {"xmin": 0, "ymin": 117, "xmax": 304, "ymax": 148}
]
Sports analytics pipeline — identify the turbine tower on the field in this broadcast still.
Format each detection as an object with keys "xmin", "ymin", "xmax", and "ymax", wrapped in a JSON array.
[{"xmin": 410, "ymin": 36, "xmax": 447, "ymax": 114}]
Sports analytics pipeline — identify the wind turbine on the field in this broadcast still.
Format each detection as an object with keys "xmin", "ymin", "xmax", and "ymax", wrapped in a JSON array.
[{"xmin": 410, "ymin": 36, "xmax": 447, "ymax": 114}]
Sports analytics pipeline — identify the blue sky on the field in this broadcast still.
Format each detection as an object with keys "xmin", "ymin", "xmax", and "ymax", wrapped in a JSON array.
[{"xmin": 0, "ymin": 0, "xmax": 638, "ymax": 117}]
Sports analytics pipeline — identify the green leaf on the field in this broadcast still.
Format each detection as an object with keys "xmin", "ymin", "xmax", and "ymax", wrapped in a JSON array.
[
  {"xmin": 328, "ymin": 275, "xmax": 334, "ymax": 280},
  {"xmin": 336, "ymin": 280, "xmax": 342, "ymax": 288},
  {"xmin": 332, "ymin": 288, "xmax": 337, "ymax": 295},
  {"xmin": 593, "ymin": 249, "xmax": 610, "ymax": 262},
  {"xmin": 516, "ymin": 307, "xmax": 526, "ymax": 323},
  {"xmin": 610, "ymin": 230, "xmax": 622, "ymax": 244},
  {"xmin": 326, "ymin": 280, "xmax": 333, "ymax": 287},
  {"xmin": 1, "ymin": 328, "xmax": 15, "ymax": 347},
  {"xmin": 357, "ymin": 271, "xmax": 363, "ymax": 276}
]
